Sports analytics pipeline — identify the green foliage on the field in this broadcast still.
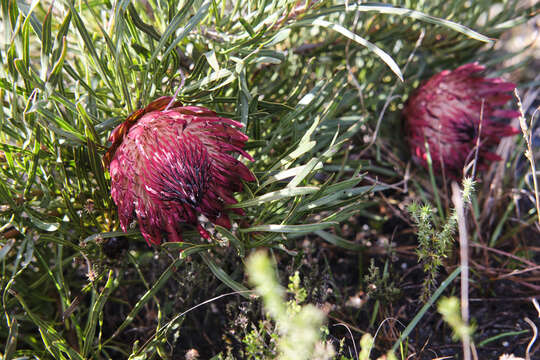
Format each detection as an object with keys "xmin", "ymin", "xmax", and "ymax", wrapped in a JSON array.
[
  {"xmin": 358, "ymin": 333, "xmax": 397, "ymax": 360},
  {"xmin": 408, "ymin": 178, "xmax": 475, "ymax": 301},
  {"xmin": 358, "ymin": 333, "xmax": 374, "ymax": 360},
  {"xmin": 0, "ymin": 0, "xmax": 534, "ymax": 357},
  {"xmin": 364, "ymin": 259, "xmax": 400, "ymax": 303},
  {"xmin": 408, "ymin": 201, "xmax": 454, "ymax": 299},
  {"xmin": 437, "ymin": 296, "xmax": 475, "ymax": 342},
  {"xmin": 242, "ymin": 320, "xmax": 279, "ymax": 359},
  {"xmin": 246, "ymin": 251, "xmax": 330, "ymax": 360}
]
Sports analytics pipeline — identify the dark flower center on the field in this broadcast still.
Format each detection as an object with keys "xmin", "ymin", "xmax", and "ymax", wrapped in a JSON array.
[
  {"xmin": 155, "ymin": 140, "xmax": 213, "ymax": 208},
  {"xmin": 453, "ymin": 119, "xmax": 478, "ymax": 144}
]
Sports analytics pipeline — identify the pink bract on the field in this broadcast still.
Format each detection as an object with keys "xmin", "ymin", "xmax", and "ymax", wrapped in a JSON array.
[
  {"xmin": 105, "ymin": 97, "xmax": 255, "ymax": 245},
  {"xmin": 404, "ymin": 63, "xmax": 519, "ymax": 178}
]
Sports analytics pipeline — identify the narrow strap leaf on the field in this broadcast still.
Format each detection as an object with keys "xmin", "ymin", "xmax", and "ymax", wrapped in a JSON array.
[{"xmin": 201, "ymin": 253, "xmax": 250, "ymax": 299}]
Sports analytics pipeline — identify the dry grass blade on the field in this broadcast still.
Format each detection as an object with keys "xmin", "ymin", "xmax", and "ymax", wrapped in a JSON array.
[{"xmin": 514, "ymin": 89, "xmax": 540, "ymax": 226}]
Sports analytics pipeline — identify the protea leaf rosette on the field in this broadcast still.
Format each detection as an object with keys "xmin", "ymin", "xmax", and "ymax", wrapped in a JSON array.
[
  {"xmin": 104, "ymin": 97, "xmax": 255, "ymax": 246},
  {"xmin": 404, "ymin": 63, "xmax": 520, "ymax": 178}
]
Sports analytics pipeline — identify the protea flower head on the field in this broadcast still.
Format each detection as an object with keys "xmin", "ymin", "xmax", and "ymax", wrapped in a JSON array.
[
  {"xmin": 404, "ymin": 63, "xmax": 520, "ymax": 178},
  {"xmin": 104, "ymin": 96, "xmax": 255, "ymax": 246}
]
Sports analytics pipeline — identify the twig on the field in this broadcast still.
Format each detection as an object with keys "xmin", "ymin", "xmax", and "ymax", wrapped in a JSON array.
[
  {"xmin": 469, "ymin": 297, "xmax": 537, "ymax": 302},
  {"xmin": 467, "ymin": 99, "xmax": 484, "ymax": 180},
  {"xmin": 327, "ymin": 314, "xmax": 367, "ymax": 334},
  {"xmin": 363, "ymin": 175, "xmax": 407, "ymax": 193},
  {"xmin": 532, "ymin": 298, "xmax": 540, "ymax": 317},
  {"xmin": 452, "ymin": 181, "xmax": 471, "ymax": 360},
  {"xmin": 495, "ymin": 265, "xmax": 540, "ymax": 279},
  {"xmin": 165, "ymin": 68, "xmax": 186, "ymax": 111},
  {"xmin": 524, "ymin": 317, "xmax": 537, "ymax": 360},
  {"xmin": 470, "ymin": 243, "xmax": 537, "ymax": 267}
]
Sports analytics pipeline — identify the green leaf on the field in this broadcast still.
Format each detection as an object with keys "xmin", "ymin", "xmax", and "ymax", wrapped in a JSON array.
[
  {"xmin": 315, "ymin": 230, "xmax": 363, "ymax": 251},
  {"xmin": 239, "ymin": 18, "xmax": 255, "ymax": 37},
  {"xmin": 230, "ymin": 186, "xmax": 319, "ymax": 208},
  {"xmin": 83, "ymin": 230, "xmax": 140, "ymax": 244},
  {"xmin": 240, "ymin": 222, "xmax": 338, "ymax": 234},
  {"xmin": 47, "ymin": 36, "xmax": 68, "ymax": 83},
  {"xmin": 182, "ymin": 68, "xmax": 234, "ymax": 93},
  {"xmin": 68, "ymin": 3, "xmax": 110, "ymax": 83},
  {"xmin": 83, "ymin": 270, "xmax": 118, "ymax": 356},
  {"xmin": 201, "ymin": 253, "xmax": 250, "ymax": 298},
  {"xmin": 391, "ymin": 267, "xmax": 462, "ymax": 352},
  {"xmin": 204, "ymin": 50, "xmax": 220, "ymax": 72},
  {"xmin": 265, "ymin": 28, "xmax": 291, "ymax": 47},
  {"xmin": 17, "ymin": 0, "xmax": 42, "ymax": 40},
  {"xmin": 163, "ymin": 0, "xmax": 212, "ymax": 56},
  {"xmin": 86, "ymin": 139, "xmax": 108, "ymax": 203},
  {"xmin": 161, "ymin": 242, "xmax": 214, "ymax": 256},
  {"xmin": 23, "ymin": 124, "xmax": 40, "ymax": 197},
  {"xmin": 127, "ymin": 3, "xmax": 161, "ymax": 41},
  {"xmin": 40, "ymin": 2, "xmax": 53, "ymax": 80},
  {"xmin": 11, "ymin": 291, "xmax": 84, "ymax": 360},
  {"xmin": 298, "ymin": 184, "xmax": 387, "ymax": 212},
  {"xmin": 4, "ymin": 317, "xmax": 17, "ymax": 360},
  {"xmin": 0, "ymin": 239, "xmax": 16, "ymax": 262},
  {"xmin": 0, "ymin": 176, "xmax": 16, "ymax": 209},
  {"xmin": 302, "ymin": 19, "xmax": 403, "ymax": 81},
  {"xmin": 108, "ymin": 257, "xmax": 185, "ymax": 341},
  {"xmin": 33, "ymin": 103, "xmax": 86, "ymax": 143},
  {"xmin": 260, "ymin": 163, "xmax": 324, "ymax": 188},
  {"xmin": 147, "ymin": 0, "xmax": 199, "ymax": 64},
  {"xmin": 23, "ymin": 206, "xmax": 60, "ymax": 232},
  {"xmin": 351, "ymin": 4, "xmax": 492, "ymax": 43}
]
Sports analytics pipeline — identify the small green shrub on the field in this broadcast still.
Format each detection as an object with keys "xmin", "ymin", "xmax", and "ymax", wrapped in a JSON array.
[{"xmin": 408, "ymin": 178, "xmax": 475, "ymax": 301}]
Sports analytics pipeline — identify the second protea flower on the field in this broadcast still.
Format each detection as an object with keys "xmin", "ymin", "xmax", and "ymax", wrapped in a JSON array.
[
  {"xmin": 104, "ymin": 97, "xmax": 255, "ymax": 245},
  {"xmin": 404, "ymin": 63, "xmax": 519, "ymax": 178}
]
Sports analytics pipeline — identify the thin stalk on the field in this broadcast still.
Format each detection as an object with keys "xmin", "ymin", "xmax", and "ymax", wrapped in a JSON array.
[
  {"xmin": 452, "ymin": 181, "xmax": 472, "ymax": 360},
  {"xmin": 425, "ymin": 140, "xmax": 445, "ymax": 221},
  {"xmin": 514, "ymin": 89, "xmax": 540, "ymax": 226}
]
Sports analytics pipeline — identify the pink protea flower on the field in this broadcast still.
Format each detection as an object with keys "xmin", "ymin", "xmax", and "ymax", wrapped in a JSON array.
[
  {"xmin": 104, "ymin": 97, "xmax": 255, "ymax": 246},
  {"xmin": 404, "ymin": 63, "xmax": 520, "ymax": 178}
]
